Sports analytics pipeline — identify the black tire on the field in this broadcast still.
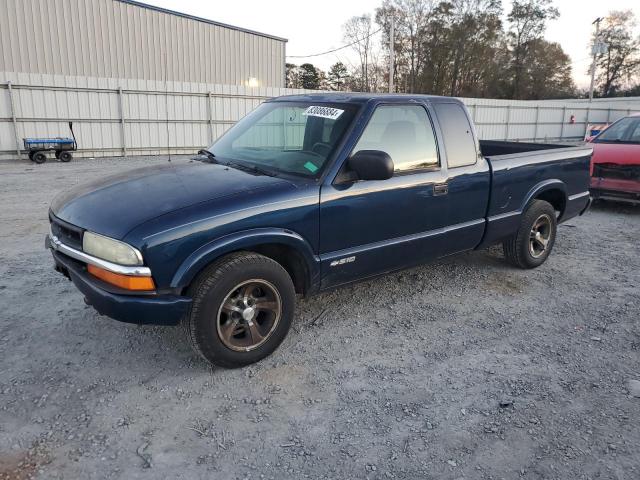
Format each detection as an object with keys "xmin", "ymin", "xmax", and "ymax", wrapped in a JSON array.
[
  {"xmin": 32, "ymin": 151, "xmax": 47, "ymax": 164},
  {"xmin": 58, "ymin": 151, "xmax": 72, "ymax": 162},
  {"xmin": 28, "ymin": 151, "xmax": 36, "ymax": 161},
  {"xmin": 503, "ymin": 199, "xmax": 557, "ymax": 269},
  {"xmin": 184, "ymin": 252, "xmax": 296, "ymax": 368}
]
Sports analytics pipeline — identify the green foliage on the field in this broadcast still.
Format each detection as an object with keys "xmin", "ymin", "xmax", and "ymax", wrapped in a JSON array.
[
  {"xmin": 327, "ymin": 62, "xmax": 349, "ymax": 91},
  {"xmin": 594, "ymin": 10, "xmax": 640, "ymax": 97},
  {"xmin": 299, "ymin": 63, "xmax": 321, "ymax": 90}
]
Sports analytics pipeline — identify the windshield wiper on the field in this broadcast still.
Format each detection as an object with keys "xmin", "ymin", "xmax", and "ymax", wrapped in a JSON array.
[
  {"xmin": 193, "ymin": 149, "xmax": 218, "ymax": 163},
  {"xmin": 226, "ymin": 161, "xmax": 278, "ymax": 177}
]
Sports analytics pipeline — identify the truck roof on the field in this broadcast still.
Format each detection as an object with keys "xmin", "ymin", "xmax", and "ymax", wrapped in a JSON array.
[{"xmin": 270, "ymin": 93, "xmax": 465, "ymax": 105}]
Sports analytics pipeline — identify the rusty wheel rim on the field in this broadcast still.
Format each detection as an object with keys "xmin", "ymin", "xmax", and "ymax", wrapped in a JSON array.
[{"xmin": 216, "ymin": 279, "xmax": 282, "ymax": 352}]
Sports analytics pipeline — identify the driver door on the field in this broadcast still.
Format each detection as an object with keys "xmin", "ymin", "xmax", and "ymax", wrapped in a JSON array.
[{"xmin": 319, "ymin": 103, "xmax": 451, "ymax": 288}]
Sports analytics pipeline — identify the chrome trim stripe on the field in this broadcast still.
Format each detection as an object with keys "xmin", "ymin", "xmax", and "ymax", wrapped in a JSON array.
[
  {"xmin": 321, "ymin": 218, "xmax": 485, "ymax": 261},
  {"xmin": 568, "ymin": 191, "xmax": 590, "ymax": 201},
  {"xmin": 487, "ymin": 210, "xmax": 521, "ymax": 222},
  {"xmin": 49, "ymin": 234, "xmax": 152, "ymax": 277}
]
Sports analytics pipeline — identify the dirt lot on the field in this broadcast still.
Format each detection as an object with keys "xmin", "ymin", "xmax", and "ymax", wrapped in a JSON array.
[{"xmin": 1, "ymin": 156, "xmax": 639, "ymax": 480}]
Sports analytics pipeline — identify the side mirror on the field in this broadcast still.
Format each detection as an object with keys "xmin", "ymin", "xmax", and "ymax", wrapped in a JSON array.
[{"xmin": 348, "ymin": 150, "xmax": 394, "ymax": 181}]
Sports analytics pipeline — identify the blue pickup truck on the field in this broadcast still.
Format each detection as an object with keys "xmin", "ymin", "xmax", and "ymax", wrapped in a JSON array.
[{"xmin": 47, "ymin": 94, "xmax": 592, "ymax": 368}]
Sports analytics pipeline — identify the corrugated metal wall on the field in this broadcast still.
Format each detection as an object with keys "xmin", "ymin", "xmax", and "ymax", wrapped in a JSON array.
[
  {"xmin": 1, "ymin": 72, "xmax": 640, "ymax": 160},
  {"xmin": 0, "ymin": 0, "xmax": 286, "ymax": 88},
  {"xmin": 464, "ymin": 97, "xmax": 640, "ymax": 142},
  {"xmin": 0, "ymin": 72, "xmax": 315, "ymax": 159}
]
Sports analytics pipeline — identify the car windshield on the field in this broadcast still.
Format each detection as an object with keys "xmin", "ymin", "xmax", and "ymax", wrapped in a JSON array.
[
  {"xmin": 208, "ymin": 102, "xmax": 358, "ymax": 178},
  {"xmin": 595, "ymin": 116, "xmax": 640, "ymax": 144}
]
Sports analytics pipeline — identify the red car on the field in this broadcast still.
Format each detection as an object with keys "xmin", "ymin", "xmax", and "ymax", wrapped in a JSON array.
[{"xmin": 589, "ymin": 114, "xmax": 640, "ymax": 205}]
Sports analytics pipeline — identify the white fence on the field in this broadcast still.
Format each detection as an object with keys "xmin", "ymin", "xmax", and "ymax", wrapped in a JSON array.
[{"xmin": 2, "ymin": 72, "xmax": 640, "ymax": 160}]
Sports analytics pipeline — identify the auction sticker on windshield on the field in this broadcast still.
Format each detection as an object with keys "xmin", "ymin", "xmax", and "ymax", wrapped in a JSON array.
[{"xmin": 303, "ymin": 106, "xmax": 344, "ymax": 120}]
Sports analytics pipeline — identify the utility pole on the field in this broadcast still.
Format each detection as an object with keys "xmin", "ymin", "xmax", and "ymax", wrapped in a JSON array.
[
  {"xmin": 588, "ymin": 17, "xmax": 604, "ymax": 103},
  {"xmin": 389, "ymin": 16, "xmax": 395, "ymax": 93}
]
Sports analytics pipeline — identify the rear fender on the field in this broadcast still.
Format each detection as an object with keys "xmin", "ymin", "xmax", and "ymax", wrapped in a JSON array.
[
  {"xmin": 521, "ymin": 180, "xmax": 567, "ymax": 214},
  {"xmin": 170, "ymin": 228, "xmax": 320, "ymax": 291}
]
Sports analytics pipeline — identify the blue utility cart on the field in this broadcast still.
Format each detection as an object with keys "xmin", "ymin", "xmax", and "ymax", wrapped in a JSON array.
[{"xmin": 23, "ymin": 122, "xmax": 77, "ymax": 164}]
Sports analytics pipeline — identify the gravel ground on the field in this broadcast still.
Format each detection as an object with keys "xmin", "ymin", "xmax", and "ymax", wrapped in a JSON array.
[{"xmin": 1, "ymin": 155, "xmax": 639, "ymax": 480}]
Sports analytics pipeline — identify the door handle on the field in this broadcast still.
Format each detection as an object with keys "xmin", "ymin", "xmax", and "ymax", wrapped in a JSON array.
[{"xmin": 433, "ymin": 183, "xmax": 449, "ymax": 196}]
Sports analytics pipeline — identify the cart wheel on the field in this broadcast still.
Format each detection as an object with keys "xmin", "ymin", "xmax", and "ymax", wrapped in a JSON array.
[
  {"xmin": 32, "ymin": 151, "xmax": 47, "ymax": 164},
  {"xmin": 58, "ymin": 151, "xmax": 72, "ymax": 162},
  {"xmin": 28, "ymin": 151, "xmax": 36, "ymax": 161}
]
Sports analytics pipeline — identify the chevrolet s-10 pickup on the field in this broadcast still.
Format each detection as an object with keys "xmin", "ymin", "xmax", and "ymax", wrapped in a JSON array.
[{"xmin": 47, "ymin": 94, "xmax": 592, "ymax": 367}]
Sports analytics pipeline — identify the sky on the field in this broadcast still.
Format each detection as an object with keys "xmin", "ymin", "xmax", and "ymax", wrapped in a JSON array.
[{"xmin": 143, "ymin": 0, "xmax": 639, "ymax": 89}]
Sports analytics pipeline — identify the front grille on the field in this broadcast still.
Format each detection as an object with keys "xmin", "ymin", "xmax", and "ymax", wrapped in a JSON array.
[
  {"xmin": 49, "ymin": 212, "xmax": 83, "ymax": 250},
  {"xmin": 593, "ymin": 163, "xmax": 640, "ymax": 181}
]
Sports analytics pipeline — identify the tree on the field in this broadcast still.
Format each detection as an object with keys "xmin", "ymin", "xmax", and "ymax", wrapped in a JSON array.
[
  {"xmin": 518, "ymin": 39, "xmax": 576, "ymax": 99},
  {"xmin": 299, "ymin": 63, "xmax": 321, "ymax": 90},
  {"xmin": 285, "ymin": 63, "xmax": 301, "ymax": 89},
  {"xmin": 506, "ymin": 0, "xmax": 559, "ymax": 98},
  {"xmin": 429, "ymin": 0, "xmax": 504, "ymax": 97},
  {"xmin": 327, "ymin": 62, "xmax": 349, "ymax": 91},
  {"xmin": 343, "ymin": 14, "xmax": 375, "ymax": 91},
  {"xmin": 376, "ymin": 0, "xmax": 433, "ymax": 93},
  {"xmin": 594, "ymin": 10, "xmax": 640, "ymax": 97}
]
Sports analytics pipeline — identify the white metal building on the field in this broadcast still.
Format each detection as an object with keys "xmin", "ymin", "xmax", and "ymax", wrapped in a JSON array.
[{"xmin": 0, "ymin": 0, "xmax": 287, "ymax": 88}]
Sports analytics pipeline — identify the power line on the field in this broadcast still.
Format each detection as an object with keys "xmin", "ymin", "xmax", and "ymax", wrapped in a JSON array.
[{"xmin": 287, "ymin": 28, "xmax": 382, "ymax": 59}]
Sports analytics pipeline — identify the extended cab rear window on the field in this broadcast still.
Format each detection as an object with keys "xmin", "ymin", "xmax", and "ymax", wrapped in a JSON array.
[{"xmin": 433, "ymin": 103, "xmax": 478, "ymax": 168}]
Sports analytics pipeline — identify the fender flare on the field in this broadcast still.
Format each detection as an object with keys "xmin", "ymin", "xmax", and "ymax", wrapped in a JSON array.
[
  {"xmin": 520, "ymin": 179, "xmax": 567, "ymax": 214},
  {"xmin": 170, "ymin": 228, "xmax": 320, "ymax": 291}
]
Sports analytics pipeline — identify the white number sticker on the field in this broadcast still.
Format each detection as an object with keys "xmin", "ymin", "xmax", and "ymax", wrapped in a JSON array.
[{"xmin": 303, "ymin": 106, "xmax": 344, "ymax": 120}]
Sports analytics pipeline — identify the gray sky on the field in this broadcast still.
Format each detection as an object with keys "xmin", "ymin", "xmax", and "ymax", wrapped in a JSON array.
[{"xmin": 144, "ymin": 0, "xmax": 639, "ymax": 89}]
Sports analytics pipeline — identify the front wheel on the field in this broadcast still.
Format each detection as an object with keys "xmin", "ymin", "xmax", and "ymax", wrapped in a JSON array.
[
  {"xmin": 184, "ymin": 252, "xmax": 295, "ymax": 368},
  {"xmin": 503, "ymin": 199, "xmax": 557, "ymax": 269}
]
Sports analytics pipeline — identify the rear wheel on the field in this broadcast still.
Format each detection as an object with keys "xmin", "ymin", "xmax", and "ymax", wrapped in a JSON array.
[
  {"xmin": 503, "ymin": 199, "xmax": 557, "ymax": 269},
  {"xmin": 184, "ymin": 252, "xmax": 295, "ymax": 368},
  {"xmin": 58, "ymin": 151, "xmax": 72, "ymax": 162}
]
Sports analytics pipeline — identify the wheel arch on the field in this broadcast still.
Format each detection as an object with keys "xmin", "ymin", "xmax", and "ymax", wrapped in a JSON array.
[
  {"xmin": 171, "ymin": 228, "xmax": 320, "ymax": 295},
  {"xmin": 522, "ymin": 180, "xmax": 568, "ymax": 218}
]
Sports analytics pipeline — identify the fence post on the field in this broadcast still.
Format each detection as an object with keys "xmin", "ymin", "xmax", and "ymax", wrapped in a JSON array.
[
  {"xmin": 117, "ymin": 87, "xmax": 127, "ymax": 157},
  {"xmin": 607, "ymin": 108, "xmax": 611, "ymax": 123},
  {"xmin": 533, "ymin": 105, "xmax": 540, "ymax": 142},
  {"xmin": 559, "ymin": 106, "xmax": 566, "ymax": 140},
  {"xmin": 585, "ymin": 107, "xmax": 591, "ymax": 139},
  {"xmin": 207, "ymin": 91, "xmax": 214, "ymax": 142},
  {"xmin": 7, "ymin": 82, "xmax": 22, "ymax": 160},
  {"xmin": 505, "ymin": 104, "xmax": 511, "ymax": 140}
]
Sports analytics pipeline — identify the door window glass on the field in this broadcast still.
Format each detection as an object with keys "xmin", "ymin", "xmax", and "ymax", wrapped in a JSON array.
[{"xmin": 352, "ymin": 105, "xmax": 439, "ymax": 173}]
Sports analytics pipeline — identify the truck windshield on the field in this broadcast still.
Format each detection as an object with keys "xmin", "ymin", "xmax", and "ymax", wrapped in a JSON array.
[
  {"xmin": 595, "ymin": 116, "xmax": 640, "ymax": 144},
  {"xmin": 208, "ymin": 102, "xmax": 357, "ymax": 177}
]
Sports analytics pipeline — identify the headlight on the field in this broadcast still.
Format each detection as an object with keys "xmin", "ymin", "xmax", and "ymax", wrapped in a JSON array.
[{"xmin": 82, "ymin": 231, "xmax": 143, "ymax": 266}]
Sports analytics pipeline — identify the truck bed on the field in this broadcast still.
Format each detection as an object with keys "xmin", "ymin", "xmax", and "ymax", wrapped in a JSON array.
[
  {"xmin": 479, "ymin": 140, "xmax": 571, "ymax": 157},
  {"xmin": 476, "ymin": 140, "xmax": 593, "ymax": 249}
]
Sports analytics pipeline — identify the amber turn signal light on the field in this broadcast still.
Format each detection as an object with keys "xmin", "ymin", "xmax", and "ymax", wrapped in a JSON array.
[{"xmin": 87, "ymin": 264, "xmax": 155, "ymax": 291}]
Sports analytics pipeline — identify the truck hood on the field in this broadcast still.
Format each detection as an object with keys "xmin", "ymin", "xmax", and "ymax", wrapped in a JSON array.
[{"xmin": 51, "ymin": 162, "xmax": 297, "ymax": 239}]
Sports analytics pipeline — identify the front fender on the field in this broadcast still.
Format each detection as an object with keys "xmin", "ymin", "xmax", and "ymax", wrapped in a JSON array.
[{"xmin": 170, "ymin": 228, "xmax": 320, "ymax": 291}]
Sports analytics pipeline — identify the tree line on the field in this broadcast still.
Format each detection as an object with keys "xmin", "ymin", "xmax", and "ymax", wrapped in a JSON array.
[{"xmin": 286, "ymin": 0, "xmax": 640, "ymax": 100}]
